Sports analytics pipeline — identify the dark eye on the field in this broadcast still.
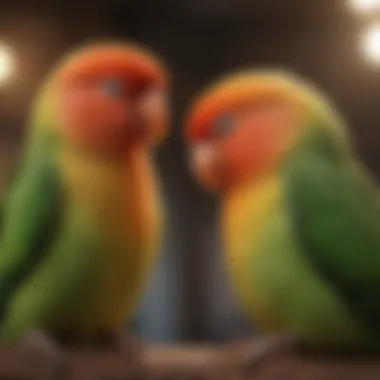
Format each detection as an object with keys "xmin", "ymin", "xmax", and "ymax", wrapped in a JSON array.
[
  {"xmin": 101, "ymin": 79, "xmax": 125, "ymax": 97},
  {"xmin": 213, "ymin": 114, "xmax": 234, "ymax": 138}
]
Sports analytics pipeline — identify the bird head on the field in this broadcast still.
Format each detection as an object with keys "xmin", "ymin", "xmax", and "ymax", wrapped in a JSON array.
[
  {"xmin": 184, "ymin": 69, "xmax": 347, "ymax": 192},
  {"xmin": 37, "ymin": 41, "xmax": 170, "ymax": 155}
]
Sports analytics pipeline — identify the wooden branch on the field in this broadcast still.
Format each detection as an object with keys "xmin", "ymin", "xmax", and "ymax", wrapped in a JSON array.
[
  {"xmin": 0, "ymin": 342, "xmax": 379, "ymax": 380},
  {"xmin": 143, "ymin": 343, "xmax": 380, "ymax": 380}
]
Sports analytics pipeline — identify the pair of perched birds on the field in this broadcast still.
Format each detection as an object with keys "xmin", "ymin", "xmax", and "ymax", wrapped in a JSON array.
[{"xmin": 0, "ymin": 40, "xmax": 378, "ymax": 365}]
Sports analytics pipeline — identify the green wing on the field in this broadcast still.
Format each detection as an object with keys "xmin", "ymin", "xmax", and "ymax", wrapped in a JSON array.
[
  {"xmin": 283, "ymin": 131, "xmax": 380, "ymax": 338},
  {"xmin": 0, "ymin": 136, "xmax": 62, "ymax": 325}
]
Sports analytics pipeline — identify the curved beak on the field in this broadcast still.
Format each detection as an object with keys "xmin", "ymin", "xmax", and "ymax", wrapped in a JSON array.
[
  {"xmin": 190, "ymin": 142, "xmax": 222, "ymax": 191},
  {"xmin": 136, "ymin": 88, "xmax": 169, "ymax": 144}
]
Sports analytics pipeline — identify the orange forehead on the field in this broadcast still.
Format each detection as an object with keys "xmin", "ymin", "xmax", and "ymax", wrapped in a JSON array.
[
  {"xmin": 55, "ymin": 43, "xmax": 168, "ymax": 89},
  {"xmin": 185, "ymin": 71, "xmax": 311, "ymax": 142}
]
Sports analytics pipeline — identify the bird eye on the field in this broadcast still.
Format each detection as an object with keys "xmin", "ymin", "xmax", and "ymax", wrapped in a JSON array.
[
  {"xmin": 101, "ymin": 79, "xmax": 125, "ymax": 98},
  {"xmin": 212, "ymin": 114, "xmax": 234, "ymax": 138}
]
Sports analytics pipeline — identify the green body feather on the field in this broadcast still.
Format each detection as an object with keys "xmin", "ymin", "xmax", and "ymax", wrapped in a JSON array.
[{"xmin": 283, "ymin": 123, "xmax": 380, "ymax": 345}]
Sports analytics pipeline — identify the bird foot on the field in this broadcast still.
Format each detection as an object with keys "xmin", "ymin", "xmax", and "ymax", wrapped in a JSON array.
[
  {"xmin": 21, "ymin": 330, "xmax": 67, "ymax": 378},
  {"xmin": 223, "ymin": 335, "xmax": 297, "ymax": 373}
]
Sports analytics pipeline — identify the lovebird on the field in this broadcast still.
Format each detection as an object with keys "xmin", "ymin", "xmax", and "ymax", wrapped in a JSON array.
[
  {"xmin": 0, "ymin": 42, "xmax": 170, "ymax": 351},
  {"xmin": 184, "ymin": 69, "xmax": 380, "ymax": 363}
]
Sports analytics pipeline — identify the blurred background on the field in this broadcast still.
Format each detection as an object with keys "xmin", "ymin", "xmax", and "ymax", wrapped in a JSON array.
[{"xmin": 0, "ymin": 0, "xmax": 379, "ymax": 343}]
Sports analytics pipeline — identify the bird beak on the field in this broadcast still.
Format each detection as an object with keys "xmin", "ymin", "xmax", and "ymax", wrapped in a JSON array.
[
  {"xmin": 190, "ymin": 142, "xmax": 222, "ymax": 190},
  {"xmin": 137, "ymin": 87, "xmax": 169, "ymax": 143}
]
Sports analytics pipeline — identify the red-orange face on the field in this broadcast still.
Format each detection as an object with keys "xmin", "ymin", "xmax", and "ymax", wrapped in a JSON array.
[
  {"xmin": 185, "ymin": 74, "xmax": 304, "ymax": 191},
  {"xmin": 54, "ymin": 43, "xmax": 169, "ymax": 154}
]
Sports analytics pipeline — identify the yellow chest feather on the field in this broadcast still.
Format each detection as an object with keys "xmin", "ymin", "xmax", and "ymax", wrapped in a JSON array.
[
  {"xmin": 223, "ymin": 176, "xmax": 280, "ymax": 265},
  {"xmin": 222, "ymin": 177, "xmax": 281, "ymax": 328},
  {"xmin": 58, "ymin": 148, "xmax": 160, "ymax": 245},
  {"xmin": 58, "ymin": 148, "xmax": 162, "ymax": 330}
]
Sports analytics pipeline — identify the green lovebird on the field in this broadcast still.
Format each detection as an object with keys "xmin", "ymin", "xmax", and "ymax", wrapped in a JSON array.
[
  {"xmin": 0, "ymin": 42, "xmax": 170, "ymax": 348},
  {"xmin": 184, "ymin": 69, "xmax": 380, "ymax": 362}
]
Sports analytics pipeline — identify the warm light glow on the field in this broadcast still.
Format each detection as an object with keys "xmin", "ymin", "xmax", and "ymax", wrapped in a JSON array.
[
  {"xmin": 0, "ymin": 43, "xmax": 15, "ymax": 86},
  {"xmin": 349, "ymin": 0, "xmax": 380, "ymax": 13},
  {"xmin": 361, "ymin": 24, "xmax": 380, "ymax": 65}
]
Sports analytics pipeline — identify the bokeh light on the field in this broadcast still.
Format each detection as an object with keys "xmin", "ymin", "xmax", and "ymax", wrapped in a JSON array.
[
  {"xmin": 0, "ymin": 43, "xmax": 15, "ymax": 86},
  {"xmin": 361, "ymin": 24, "xmax": 380, "ymax": 65},
  {"xmin": 349, "ymin": 0, "xmax": 380, "ymax": 13}
]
